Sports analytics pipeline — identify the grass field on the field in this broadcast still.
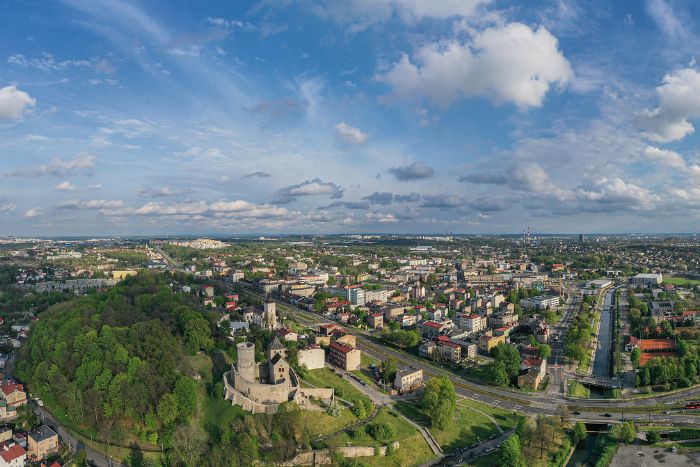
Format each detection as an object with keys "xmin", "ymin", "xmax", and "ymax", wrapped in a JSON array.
[
  {"xmin": 568, "ymin": 380, "xmax": 591, "ymax": 398},
  {"xmin": 324, "ymin": 406, "xmax": 436, "ymax": 467},
  {"xmin": 303, "ymin": 367, "xmax": 370, "ymax": 406},
  {"xmin": 663, "ymin": 276, "xmax": 700, "ymax": 286},
  {"xmin": 395, "ymin": 399, "xmax": 513, "ymax": 454}
]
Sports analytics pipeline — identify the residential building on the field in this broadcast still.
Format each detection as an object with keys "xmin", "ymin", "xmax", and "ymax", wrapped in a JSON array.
[
  {"xmin": 479, "ymin": 334, "xmax": 506, "ymax": 354},
  {"xmin": 393, "ymin": 368, "xmax": 423, "ymax": 394},
  {"xmin": 328, "ymin": 341, "xmax": 361, "ymax": 371},
  {"xmin": 419, "ymin": 340, "xmax": 437, "ymax": 359},
  {"xmin": 459, "ymin": 314, "xmax": 486, "ymax": 333},
  {"xmin": 420, "ymin": 320, "xmax": 449, "ymax": 338},
  {"xmin": 0, "ymin": 383, "xmax": 25, "ymax": 407},
  {"xmin": 437, "ymin": 339, "xmax": 461, "ymax": 362},
  {"xmin": 0, "ymin": 442, "xmax": 25, "ymax": 467},
  {"xmin": 27, "ymin": 425, "xmax": 59, "ymax": 461},
  {"xmin": 367, "ymin": 313, "xmax": 384, "ymax": 329}
]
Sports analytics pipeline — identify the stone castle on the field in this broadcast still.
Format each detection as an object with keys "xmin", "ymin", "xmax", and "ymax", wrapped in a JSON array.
[{"xmin": 223, "ymin": 337, "xmax": 334, "ymax": 414}]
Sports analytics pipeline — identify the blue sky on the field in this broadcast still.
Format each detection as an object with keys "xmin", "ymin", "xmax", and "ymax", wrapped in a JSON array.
[{"xmin": 2, "ymin": 0, "xmax": 700, "ymax": 235}]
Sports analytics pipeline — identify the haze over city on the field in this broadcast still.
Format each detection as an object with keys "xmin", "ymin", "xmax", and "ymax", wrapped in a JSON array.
[{"xmin": 2, "ymin": 0, "xmax": 700, "ymax": 236}]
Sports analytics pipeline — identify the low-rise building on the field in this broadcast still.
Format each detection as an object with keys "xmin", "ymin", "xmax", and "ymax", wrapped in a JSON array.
[
  {"xmin": 0, "ymin": 442, "xmax": 26, "ymax": 467},
  {"xmin": 0, "ymin": 383, "xmax": 26, "ymax": 408},
  {"xmin": 393, "ymin": 368, "xmax": 423, "ymax": 394},
  {"xmin": 27, "ymin": 425, "xmax": 59, "ymax": 461},
  {"xmin": 367, "ymin": 313, "xmax": 384, "ymax": 329},
  {"xmin": 328, "ymin": 341, "xmax": 361, "ymax": 371},
  {"xmin": 420, "ymin": 320, "xmax": 449, "ymax": 338},
  {"xmin": 419, "ymin": 340, "xmax": 437, "ymax": 359},
  {"xmin": 478, "ymin": 334, "xmax": 506, "ymax": 354}
]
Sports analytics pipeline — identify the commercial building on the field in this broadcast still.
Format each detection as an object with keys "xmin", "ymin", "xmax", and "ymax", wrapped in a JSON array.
[
  {"xmin": 629, "ymin": 273, "xmax": 663, "ymax": 288},
  {"xmin": 520, "ymin": 295, "xmax": 560, "ymax": 311}
]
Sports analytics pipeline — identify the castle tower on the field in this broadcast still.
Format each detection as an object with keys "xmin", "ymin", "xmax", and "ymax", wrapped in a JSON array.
[
  {"xmin": 236, "ymin": 341, "xmax": 256, "ymax": 381},
  {"xmin": 264, "ymin": 297, "xmax": 277, "ymax": 330}
]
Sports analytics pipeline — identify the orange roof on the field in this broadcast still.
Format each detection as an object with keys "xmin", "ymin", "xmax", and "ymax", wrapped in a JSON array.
[
  {"xmin": 329, "ymin": 341, "xmax": 354, "ymax": 354},
  {"xmin": 639, "ymin": 339, "xmax": 676, "ymax": 351}
]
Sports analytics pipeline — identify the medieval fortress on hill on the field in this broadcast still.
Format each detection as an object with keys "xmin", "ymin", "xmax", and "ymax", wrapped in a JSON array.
[{"xmin": 223, "ymin": 298, "xmax": 334, "ymax": 414}]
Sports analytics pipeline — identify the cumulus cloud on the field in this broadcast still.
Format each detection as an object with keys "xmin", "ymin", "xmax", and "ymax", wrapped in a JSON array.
[
  {"xmin": 23, "ymin": 207, "xmax": 41, "ymax": 218},
  {"xmin": 335, "ymin": 122, "xmax": 369, "ymax": 144},
  {"xmin": 0, "ymin": 86, "xmax": 36, "ymax": 121},
  {"xmin": 421, "ymin": 194, "xmax": 465, "ymax": 208},
  {"xmin": 321, "ymin": 201, "xmax": 369, "ymax": 210},
  {"xmin": 637, "ymin": 68, "xmax": 700, "ymax": 142},
  {"xmin": 377, "ymin": 23, "xmax": 572, "ymax": 109},
  {"xmin": 642, "ymin": 145, "xmax": 686, "ymax": 168},
  {"xmin": 0, "ymin": 201, "xmax": 16, "ymax": 214},
  {"xmin": 9, "ymin": 153, "xmax": 96, "ymax": 177},
  {"xmin": 363, "ymin": 192, "xmax": 394, "ymax": 205},
  {"xmin": 389, "ymin": 161, "xmax": 433, "ymax": 181},
  {"xmin": 58, "ymin": 199, "xmax": 124, "ymax": 210},
  {"xmin": 273, "ymin": 178, "xmax": 344, "ymax": 204},
  {"xmin": 577, "ymin": 178, "xmax": 659, "ymax": 211},
  {"xmin": 55, "ymin": 181, "xmax": 78, "ymax": 191}
]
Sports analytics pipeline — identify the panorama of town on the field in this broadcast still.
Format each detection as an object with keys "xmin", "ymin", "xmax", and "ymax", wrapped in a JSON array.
[{"xmin": 0, "ymin": 234, "xmax": 699, "ymax": 466}]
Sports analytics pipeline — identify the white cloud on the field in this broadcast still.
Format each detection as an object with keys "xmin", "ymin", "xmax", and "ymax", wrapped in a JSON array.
[
  {"xmin": 335, "ymin": 122, "xmax": 368, "ymax": 144},
  {"xmin": 0, "ymin": 201, "xmax": 16, "ymax": 214},
  {"xmin": 9, "ymin": 154, "xmax": 96, "ymax": 177},
  {"xmin": 0, "ymin": 86, "xmax": 36, "ymax": 121},
  {"xmin": 7, "ymin": 53, "xmax": 93, "ymax": 71},
  {"xmin": 58, "ymin": 199, "xmax": 124, "ymax": 210},
  {"xmin": 366, "ymin": 212, "xmax": 398, "ymax": 223},
  {"xmin": 637, "ymin": 68, "xmax": 700, "ymax": 142},
  {"xmin": 377, "ymin": 23, "xmax": 572, "ymax": 109},
  {"xmin": 99, "ymin": 119, "xmax": 154, "ymax": 139},
  {"xmin": 274, "ymin": 178, "xmax": 344, "ymax": 203},
  {"xmin": 645, "ymin": 0, "xmax": 688, "ymax": 40},
  {"xmin": 55, "ymin": 181, "xmax": 78, "ymax": 191},
  {"xmin": 577, "ymin": 177, "xmax": 659, "ymax": 211},
  {"xmin": 302, "ymin": 0, "xmax": 490, "ymax": 32},
  {"xmin": 23, "ymin": 207, "xmax": 41, "ymax": 218},
  {"xmin": 642, "ymin": 145, "xmax": 686, "ymax": 168}
]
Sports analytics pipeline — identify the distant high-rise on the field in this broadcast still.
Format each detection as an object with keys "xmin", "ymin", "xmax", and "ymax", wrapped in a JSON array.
[{"xmin": 578, "ymin": 234, "xmax": 584, "ymax": 242}]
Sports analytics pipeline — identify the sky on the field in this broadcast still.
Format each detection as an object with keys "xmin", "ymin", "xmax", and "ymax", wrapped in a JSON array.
[{"xmin": 2, "ymin": 0, "xmax": 700, "ymax": 236}]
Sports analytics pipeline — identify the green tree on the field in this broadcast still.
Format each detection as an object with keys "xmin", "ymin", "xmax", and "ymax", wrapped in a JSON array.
[
  {"xmin": 538, "ymin": 344, "xmax": 552, "ymax": 359},
  {"xmin": 574, "ymin": 421, "xmax": 587, "ymax": 445},
  {"xmin": 631, "ymin": 347, "xmax": 641, "ymax": 367},
  {"xmin": 488, "ymin": 361, "xmax": 510, "ymax": 386},
  {"xmin": 621, "ymin": 421, "xmax": 636, "ymax": 443},
  {"xmin": 380, "ymin": 358, "xmax": 397, "ymax": 386},
  {"xmin": 157, "ymin": 393, "xmax": 179, "ymax": 426},
  {"xmin": 646, "ymin": 430, "xmax": 660, "ymax": 444},
  {"xmin": 420, "ymin": 375, "xmax": 456, "ymax": 429},
  {"xmin": 367, "ymin": 423, "xmax": 394, "ymax": 443},
  {"xmin": 174, "ymin": 376, "xmax": 198, "ymax": 420},
  {"xmin": 184, "ymin": 318, "xmax": 213, "ymax": 353},
  {"xmin": 499, "ymin": 434, "xmax": 525, "ymax": 467}
]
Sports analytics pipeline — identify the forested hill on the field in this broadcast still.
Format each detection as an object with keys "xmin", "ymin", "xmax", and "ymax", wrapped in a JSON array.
[{"xmin": 15, "ymin": 272, "xmax": 214, "ymax": 450}]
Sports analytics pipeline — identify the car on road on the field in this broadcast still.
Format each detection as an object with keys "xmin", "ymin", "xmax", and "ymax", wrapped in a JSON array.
[
  {"xmin": 572, "ymin": 410, "xmax": 581, "ymax": 415},
  {"xmin": 489, "ymin": 434, "xmax": 497, "ymax": 440},
  {"xmin": 603, "ymin": 413, "xmax": 612, "ymax": 417}
]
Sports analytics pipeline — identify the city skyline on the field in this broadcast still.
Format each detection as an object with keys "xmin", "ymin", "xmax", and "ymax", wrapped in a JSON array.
[{"xmin": 3, "ymin": 0, "xmax": 700, "ymax": 235}]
